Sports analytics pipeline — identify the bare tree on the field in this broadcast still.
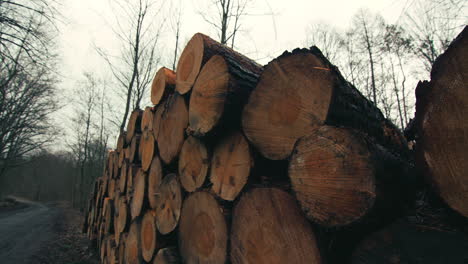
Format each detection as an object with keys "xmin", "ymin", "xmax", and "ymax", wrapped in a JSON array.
[
  {"xmin": 97, "ymin": 0, "xmax": 163, "ymax": 132},
  {"xmin": 304, "ymin": 22, "xmax": 343, "ymax": 63},
  {"xmin": 170, "ymin": 2, "xmax": 183, "ymax": 70}
]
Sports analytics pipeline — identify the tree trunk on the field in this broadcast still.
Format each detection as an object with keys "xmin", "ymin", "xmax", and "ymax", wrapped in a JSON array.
[
  {"xmin": 231, "ymin": 188, "xmax": 322, "ymax": 264},
  {"xmin": 125, "ymin": 219, "xmax": 143, "ymax": 264},
  {"xmin": 126, "ymin": 109, "xmax": 143, "ymax": 143},
  {"xmin": 178, "ymin": 136, "xmax": 209, "ymax": 192},
  {"xmin": 152, "ymin": 67, "xmax": 176, "ymax": 105},
  {"xmin": 148, "ymin": 156, "xmax": 163, "ymax": 209},
  {"xmin": 178, "ymin": 191, "xmax": 228, "ymax": 264},
  {"xmin": 242, "ymin": 47, "xmax": 407, "ymax": 160},
  {"xmin": 288, "ymin": 125, "xmax": 412, "ymax": 227},
  {"xmin": 413, "ymin": 26, "xmax": 468, "ymax": 218},
  {"xmin": 210, "ymin": 131, "xmax": 252, "ymax": 201},
  {"xmin": 130, "ymin": 168, "xmax": 147, "ymax": 220},
  {"xmin": 188, "ymin": 53, "xmax": 262, "ymax": 137},
  {"xmin": 176, "ymin": 33, "xmax": 262, "ymax": 94},
  {"xmin": 154, "ymin": 247, "xmax": 182, "ymax": 264},
  {"xmin": 157, "ymin": 93, "xmax": 188, "ymax": 164},
  {"xmin": 156, "ymin": 173, "xmax": 182, "ymax": 235}
]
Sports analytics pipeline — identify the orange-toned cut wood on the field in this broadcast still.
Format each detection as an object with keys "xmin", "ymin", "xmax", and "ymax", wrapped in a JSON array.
[
  {"xmin": 119, "ymin": 160, "xmax": 128, "ymax": 194},
  {"xmin": 230, "ymin": 188, "xmax": 322, "ymax": 264},
  {"xmin": 117, "ymin": 196, "xmax": 129, "ymax": 234},
  {"xmin": 141, "ymin": 210, "xmax": 158, "ymax": 262},
  {"xmin": 118, "ymin": 233, "xmax": 127, "ymax": 264},
  {"xmin": 148, "ymin": 156, "xmax": 163, "ymax": 209},
  {"xmin": 126, "ymin": 219, "xmax": 143, "ymax": 264},
  {"xmin": 179, "ymin": 191, "xmax": 228, "ymax": 264},
  {"xmin": 210, "ymin": 131, "xmax": 252, "ymax": 201},
  {"xmin": 152, "ymin": 67, "xmax": 176, "ymax": 105},
  {"xmin": 129, "ymin": 134, "xmax": 141, "ymax": 163},
  {"xmin": 141, "ymin": 130, "xmax": 155, "ymax": 171},
  {"xmin": 117, "ymin": 131, "xmax": 127, "ymax": 151},
  {"xmin": 179, "ymin": 136, "xmax": 209, "ymax": 192},
  {"xmin": 152, "ymin": 104, "xmax": 163, "ymax": 142},
  {"xmin": 126, "ymin": 109, "xmax": 143, "ymax": 142},
  {"xmin": 141, "ymin": 106, "xmax": 154, "ymax": 133},
  {"xmin": 156, "ymin": 174, "xmax": 182, "ymax": 234},
  {"xmin": 131, "ymin": 169, "xmax": 147, "ymax": 220}
]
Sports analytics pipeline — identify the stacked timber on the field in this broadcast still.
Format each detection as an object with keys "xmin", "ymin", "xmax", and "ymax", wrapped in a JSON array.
[{"xmin": 83, "ymin": 28, "xmax": 468, "ymax": 264}]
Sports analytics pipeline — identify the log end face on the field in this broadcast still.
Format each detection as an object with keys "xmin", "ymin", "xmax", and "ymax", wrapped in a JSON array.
[
  {"xmin": 176, "ymin": 33, "xmax": 204, "ymax": 94},
  {"xmin": 179, "ymin": 136, "xmax": 209, "ymax": 193}
]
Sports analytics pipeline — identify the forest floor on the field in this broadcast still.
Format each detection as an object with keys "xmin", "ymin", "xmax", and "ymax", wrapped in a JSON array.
[{"xmin": 0, "ymin": 198, "xmax": 99, "ymax": 264}]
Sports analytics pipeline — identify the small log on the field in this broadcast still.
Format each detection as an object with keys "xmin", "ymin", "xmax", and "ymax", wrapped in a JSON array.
[
  {"xmin": 231, "ymin": 188, "xmax": 322, "ymax": 264},
  {"xmin": 126, "ymin": 219, "xmax": 143, "ymax": 264},
  {"xmin": 126, "ymin": 109, "xmax": 143, "ymax": 142},
  {"xmin": 141, "ymin": 210, "xmax": 159, "ymax": 262},
  {"xmin": 154, "ymin": 247, "xmax": 182, "ymax": 264},
  {"xmin": 119, "ymin": 160, "xmax": 128, "ymax": 194},
  {"xmin": 288, "ymin": 126, "xmax": 411, "ymax": 227},
  {"xmin": 152, "ymin": 104, "xmax": 163, "ymax": 142},
  {"xmin": 119, "ymin": 233, "xmax": 127, "ymax": 264},
  {"xmin": 413, "ymin": 27, "xmax": 468, "ymax": 218},
  {"xmin": 103, "ymin": 198, "xmax": 114, "ymax": 234},
  {"xmin": 129, "ymin": 134, "xmax": 141, "ymax": 163},
  {"xmin": 179, "ymin": 136, "xmax": 209, "ymax": 192},
  {"xmin": 126, "ymin": 164, "xmax": 139, "ymax": 201},
  {"xmin": 179, "ymin": 191, "xmax": 228, "ymax": 264},
  {"xmin": 141, "ymin": 106, "xmax": 154, "ymax": 133},
  {"xmin": 152, "ymin": 67, "xmax": 176, "ymax": 105},
  {"xmin": 124, "ymin": 147, "xmax": 131, "ymax": 161},
  {"xmin": 131, "ymin": 168, "xmax": 147, "ymax": 220},
  {"xmin": 141, "ymin": 130, "xmax": 156, "ymax": 172},
  {"xmin": 242, "ymin": 47, "xmax": 407, "ymax": 160},
  {"xmin": 108, "ymin": 179, "xmax": 116, "ymax": 200},
  {"xmin": 148, "ymin": 156, "xmax": 163, "ymax": 209},
  {"xmin": 157, "ymin": 93, "xmax": 188, "ymax": 164},
  {"xmin": 210, "ymin": 131, "xmax": 252, "ymax": 201},
  {"xmin": 156, "ymin": 174, "xmax": 182, "ymax": 235},
  {"xmin": 117, "ymin": 196, "xmax": 129, "ymax": 234},
  {"xmin": 113, "ymin": 151, "xmax": 120, "ymax": 179},
  {"xmin": 117, "ymin": 131, "xmax": 127, "ymax": 151},
  {"xmin": 188, "ymin": 54, "xmax": 262, "ymax": 136},
  {"xmin": 118, "ymin": 149, "xmax": 125, "ymax": 168},
  {"xmin": 176, "ymin": 33, "xmax": 262, "ymax": 95}
]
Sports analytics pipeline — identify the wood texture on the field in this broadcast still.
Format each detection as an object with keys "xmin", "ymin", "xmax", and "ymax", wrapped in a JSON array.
[
  {"xmin": 141, "ymin": 210, "xmax": 158, "ymax": 262},
  {"xmin": 156, "ymin": 174, "xmax": 182, "ymax": 235},
  {"xmin": 179, "ymin": 136, "xmax": 209, "ymax": 192},
  {"xmin": 148, "ymin": 155, "xmax": 163, "ymax": 209},
  {"xmin": 126, "ymin": 109, "xmax": 143, "ymax": 142},
  {"xmin": 130, "ymin": 169, "xmax": 147, "ymax": 220},
  {"xmin": 152, "ymin": 67, "xmax": 176, "ymax": 105},
  {"xmin": 125, "ymin": 219, "xmax": 143, "ymax": 264}
]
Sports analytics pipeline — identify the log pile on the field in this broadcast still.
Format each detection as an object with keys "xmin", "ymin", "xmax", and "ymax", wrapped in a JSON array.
[{"xmin": 83, "ymin": 28, "xmax": 468, "ymax": 264}]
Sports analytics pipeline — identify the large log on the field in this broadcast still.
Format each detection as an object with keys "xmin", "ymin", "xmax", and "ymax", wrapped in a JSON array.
[
  {"xmin": 188, "ymin": 54, "xmax": 262, "ymax": 136},
  {"xmin": 288, "ymin": 126, "xmax": 411, "ymax": 227},
  {"xmin": 176, "ymin": 33, "xmax": 262, "ymax": 95},
  {"xmin": 141, "ymin": 210, "xmax": 159, "ymax": 262},
  {"xmin": 130, "ymin": 168, "xmax": 147, "ymax": 220},
  {"xmin": 178, "ymin": 136, "xmax": 209, "ymax": 192},
  {"xmin": 141, "ymin": 130, "xmax": 156, "ymax": 172},
  {"xmin": 148, "ymin": 156, "xmax": 163, "ymax": 209},
  {"xmin": 413, "ymin": 27, "xmax": 468, "ymax": 218},
  {"xmin": 231, "ymin": 188, "xmax": 322, "ymax": 264},
  {"xmin": 126, "ymin": 219, "xmax": 143, "ymax": 264},
  {"xmin": 126, "ymin": 109, "xmax": 143, "ymax": 142},
  {"xmin": 154, "ymin": 247, "xmax": 182, "ymax": 264},
  {"xmin": 152, "ymin": 67, "xmax": 176, "ymax": 105},
  {"xmin": 179, "ymin": 191, "xmax": 228, "ymax": 264},
  {"xmin": 157, "ymin": 93, "xmax": 188, "ymax": 164},
  {"xmin": 156, "ymin": 174, "xmax": 182, "ymax": 235},
  {"xmin": 210, "ymin": 131, "xmax": 252, "ymax": 201},
  {"xmin": 242, "ymin": 47, "xmax": 407, "ymax": 160}
]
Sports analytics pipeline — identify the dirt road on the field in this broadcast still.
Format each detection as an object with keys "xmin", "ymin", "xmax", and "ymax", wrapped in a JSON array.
[{"xmin": 0, "ymin": 198, "xmax": 59, "ymax": 264}]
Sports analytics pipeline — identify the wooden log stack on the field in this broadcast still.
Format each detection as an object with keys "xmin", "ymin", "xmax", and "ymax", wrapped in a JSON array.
[{"xmin": 83, "ymin": 28, "xmax": 468, "ymax": 264}]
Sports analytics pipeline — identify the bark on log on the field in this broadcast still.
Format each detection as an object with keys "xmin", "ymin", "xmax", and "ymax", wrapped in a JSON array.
[
  {"xmin": 148, "ymin": 156, "xmax": 163, "ymax": 209},
  {"xmin": 141, "ymin": 130, "xmax": 156, "ymax": 172},
  {"xmin": 126, "ymin": 109, "xmax": 143, "ymax": 142},
  {"xmin": 288, "ymin": 126, "xmax": 411, "ymax": 227},
  {"xmin": 141, "ymin": 106, "xmax": 154, "ymax": 133},
  {"xmin": 141, "ymin": 210, "xmax": 159, "ymax": 262},
  {"xmin": 152, "ymin": 67, "xmax": 176, "ymax": 105},
  {"xmin": 156, "ymin": 173, "xmax": 182, "ymax": 235},
  {"xmin": 157, "ymin": 93, "xmax": 188, "ymax": 164},
  {"xmin": 179, "ymin": 191, "xmax": 228, "ymax": 264},
  {"xmin": 131, "ymin": 169, "xmax": 147, "ymax": 220},
  {"xmin": 242, "ymin": 47, "xmax": 407, "ymax": 160},
  {"xmin": 210, "ymin": 131, "xmax": 252, "ymax": 201},
  {"xmin": 413, "ymin": 27, "xmax": 468, "ymax": 218},
  {"xmin": 176, "ymin": 33, "xmax": 262, "ymax": 95},
  {"xmin": 126, "ymin": 219, "xmax": 143, "ymax": 264},
  {"xmin": 230, "ymin": 188, "xmax": 322, "ymax": 264},
  {"xmin": 178, "ymin": 136, "xmax": 209, "ymax": 192},
  {"xmin": 154, "ymin": 247, "xmax": 182, "ymax": 264},
  {"xmin": 188, "ymin": 54, "xmax": 262, "ymax": 136}
]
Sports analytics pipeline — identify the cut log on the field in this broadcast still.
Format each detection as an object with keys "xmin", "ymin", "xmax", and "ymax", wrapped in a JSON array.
[
  {"xmin": 148, "ymin": 156, "xmax": 163, "ymax": 209},
  {"xmin": 129, "ymin": 134, "xmax": 141, "ymax": 163},
  {"xmin": 141, "ymin": 210, "xmax": 158, "ymax": 262},
  {"xmin": 126, "ymin": 109, "xmax": 143, "ymax": 142},
  {"xmin": 288, "ymin": 126, "xmax": 411, "ymax": 227},
  {"xmin": 117, "ymin": 196, "xmax": 129, "ymax": 234},
  {"xmin": 231, "ymin": 188, "xmax": 322, "ymax": 264},
  {"xmin": 179, "ymin": 191, "xmax": 228, "ymax": 264},
  {"xmin": 152, "ymin": 104, "xmax": 163, "ymax": 142},
  {"xmin": 141, "ymin": 130, "xmax": 156, "ymax": 172},
  {"xmin": 176, "ymin": 33, "xmax": 262, "ymax": 95},
  {"xmin": 118, "ymin": 149, "xmax": 125, "ymax": 168},
  {"xmin": 242, "ymin": 47, "xmax": 407, "ymax": 160},
  {"xmin": 126, "ymin": 219, "xmax": 143, "ymax": 264},
  {"xmin": 153, "ymin": 247, "xmax": 181, "ymax": 264},
  {"xmin": 179, "ymin": 136, "xmax": 209, "ymax": 192},
  {"xmin": 125, "ymin": 147, "xmax": 131, "ymax": 161},
  {"xmin": 103, "ymin": 198, "xmax": 114, "ymax": 234},
  {"xmin": 351, "ymin": 222, "xmax": 468, "ymax": 264},
  {"xmin": 413, "ymin": 27, "xmax": 468, "ymax": 218},
  {"xmin": 119, "ymin": 233, "xmax": 127, "ymax": 264},
  {"xmin": 126, "ymin": 164, "xmax": 139, "ymax": 201},
  {"xmin": 210, "ymin": 131, "xmax": 252, "ymax": 201},
  {"xmin": 157, "ymin": 93, "xmax": 188, "ymax": 164},
  {"xmin": 141, "ymin": 106, "xmax": 154, "ymax": 133},
  {"xmin": 119, "ymin": 160, "xmax": 128, "ymax": 194},
  {"xmin": 113, "ymin": 151, "xmax": 120, "ymax": 179},
  {"xmin": 188, "ymin": 54, "xmax": 262, "ymax": 136},
  {"xmin": 152, "ymin": 67, "xmax": 176, "ymax": 105},
  {"xmin": 156, "ymin": 174, "xmax": 182, "ymax": 234},
  {"xmin": 131, "ymin": 169, "xmax": 147, "ymax": 220},
  {"xmin": 117, "ymin": 131, "xmax": 127, "ymax": 151},
  {"xmin": 108, "ymin": 179, "xmax": 116, "ymax": 200}
]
